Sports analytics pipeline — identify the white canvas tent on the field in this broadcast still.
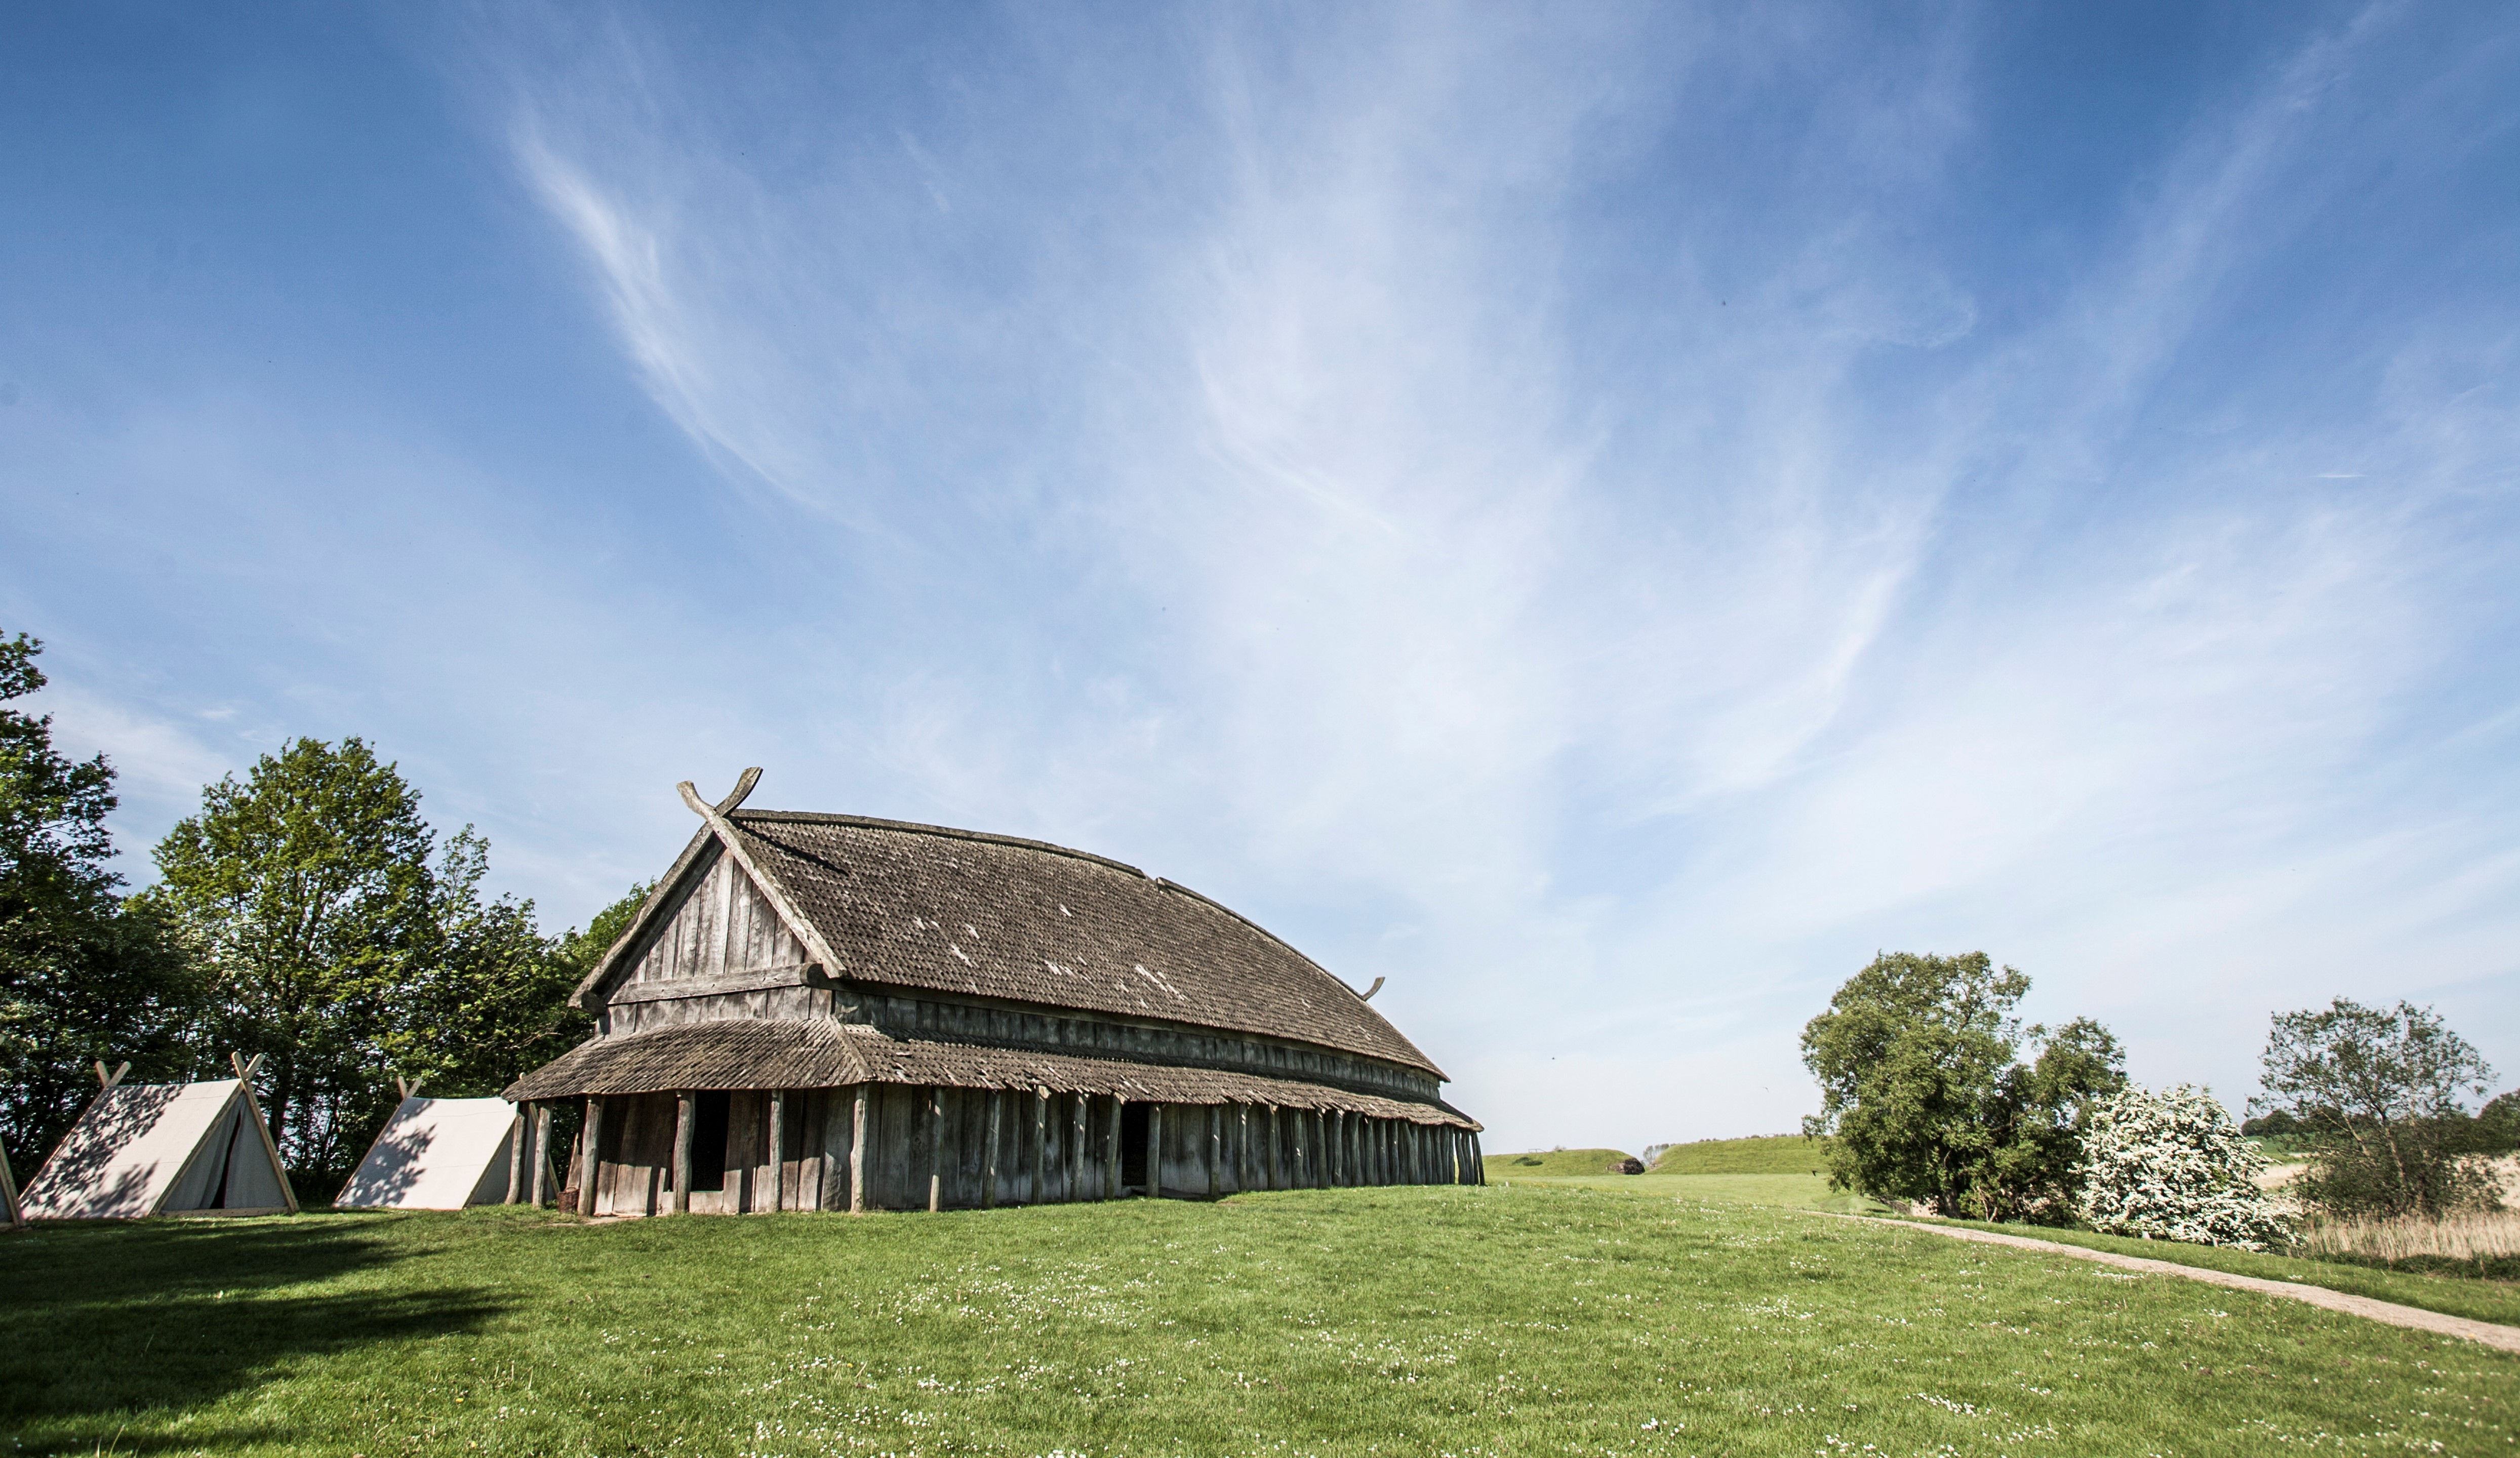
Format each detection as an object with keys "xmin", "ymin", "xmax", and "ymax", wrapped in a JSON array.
[
  {"xmin": 2, "ymin": 1140, "xmax": 24, "ymax": 1230},
  {"xmin": 23, "ymin": 1066, "xmax": 296, "ymax": 1219},
  {"xmin": 336, "ymin": 1095, "xmax": 540, "ymax": 1209}
]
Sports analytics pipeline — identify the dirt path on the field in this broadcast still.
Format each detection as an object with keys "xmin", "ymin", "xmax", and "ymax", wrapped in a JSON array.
[{"xmin": 1848, "ymin": 1216, "xmax": 2520, "ymax": 1354}]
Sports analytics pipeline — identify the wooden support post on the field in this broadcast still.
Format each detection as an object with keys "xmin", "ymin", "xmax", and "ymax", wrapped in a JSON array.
[
  {"xmin": 1236, "ymin": 1105, "xmax": 1251, "ymax": 1192},
  {"xmin": 1333, "ymin": 1110, "xmax": 1349, "ymax": 1185},
  {"xmin": 1105, "ymin": 1097, "xmax": 1124, "ymax": 1200},
  {"xmin": 1029, "ymin": 1087, "xmax": 1049, "ymax": 1203},
  {"xmin": 672, "ymin": 1091, "xmax": 696, "ymax": 1214},
  {"xmin": 1206, "ymin": 1105, "xmax": 1222, "ymax": 1199},
  {"xmin": 1070, "ymin": 1094, "xmax": 1088, "ymax": 1203},
  {"xmin": 767, "ymin": 1090, "xmax": 787, "ymax": 1212},
  {"xmin": 505, "ymin": 1104, "xmax": 527, "ymax": 1204},
  {"xmin": 579, "ymin": 1098, "xmax": 605, "ymax": 1216},
  {"xmin": 983, "ymin": 1090, "xmax": 1004, "ymax": 1208},
  {"xmin": 1145, "ymin": 1105, "xmax": 1163, "ymax": 1198},
  {"xmin": 928, "ymin": 1087, "xmax": 945, "ymax": 1213},
  {"xmin": 1471, "ymin": 1132, "xmax": 1486, "ymax": 1184},
  {"xmin": 1265, "ymin": 1105, "xmax": 1281, "ymax": 1190},
  {"xmin": 532, "ymin": 1104, "xmax": 553, "ymax": 1205},
  {"xmin": 848, "ymin": 1085, "xmax": 868, "ymax": 1214}
]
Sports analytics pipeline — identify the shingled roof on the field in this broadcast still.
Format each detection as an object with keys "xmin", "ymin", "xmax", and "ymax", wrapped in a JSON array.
[
  {"xmin": 580, "ymin": 809, "xmax": 1443, "ymax": 1079},
  {"xmin": 504, "ymin": 1019, "xmax": 1477, "ymax": 1128}
]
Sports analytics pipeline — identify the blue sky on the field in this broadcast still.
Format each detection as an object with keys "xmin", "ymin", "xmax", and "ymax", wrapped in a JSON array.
[{"xmin": 6, "ymin": 2, "xmax": 2516, "ymax": 1153}]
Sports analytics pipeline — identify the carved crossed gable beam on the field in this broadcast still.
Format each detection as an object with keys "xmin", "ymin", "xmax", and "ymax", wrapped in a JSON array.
[{"xmin": 675, "ymin": 768, "xmax": 854, "ymax": 986}]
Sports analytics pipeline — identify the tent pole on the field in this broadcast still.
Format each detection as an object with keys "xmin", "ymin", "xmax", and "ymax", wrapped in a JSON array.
[{"xmin": 228, "ymin": 1052, "xmax": 298, "ymax": 1215}]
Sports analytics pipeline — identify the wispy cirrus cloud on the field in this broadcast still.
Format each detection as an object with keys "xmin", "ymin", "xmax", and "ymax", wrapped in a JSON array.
[{"xmin": 475, "ymin": 0, "xmax": 2520, "ymax": 1149}]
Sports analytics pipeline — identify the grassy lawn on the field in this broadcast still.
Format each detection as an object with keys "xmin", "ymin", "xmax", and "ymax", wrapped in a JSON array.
[
  {"xmin": 1915, "ymin": 1216, "xmax": 2520, "ymax": 1328},
  {"xmin": 1517, "ymin": 1166, "xmax": 2520, "ymax": 1328},
  {"xmin": 1648, "ymin": 1137, "xmax": 1833, "ymax": 1177},
  {"xmin": 5, "ymin": 1185, "xmax": 2513, "ymax": 1457},
  {"xmin": 1483, "ymin": 1148, "xmax": 1636, "ymax": 1177}
]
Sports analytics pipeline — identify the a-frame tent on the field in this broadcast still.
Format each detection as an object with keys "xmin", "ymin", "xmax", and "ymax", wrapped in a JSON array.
[
  {"xmin": 1, "ymin": 1140, "xmax": 24, "ymax": 1230},
  {"xmin": 336, "ymin": 1094, "xmax": 543, "ymax": 1209},
  {"xmin": 22, "ymin": 1060, "xmax": 297, "ymax": 1219}
]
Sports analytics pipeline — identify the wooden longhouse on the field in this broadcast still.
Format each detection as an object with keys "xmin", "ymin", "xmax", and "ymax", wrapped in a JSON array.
[{"xmin": 506, "ymin": 772, "xmax": 1484, "ymax": 1214}]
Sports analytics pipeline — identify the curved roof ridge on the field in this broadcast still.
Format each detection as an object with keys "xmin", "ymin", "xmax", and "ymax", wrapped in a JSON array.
[
  {"xmin": 732, "ymin": 808, "xmax": 1148, "ymax": 879},
  {"xmin": 707, "ymin": 812, "xmax": 1442, "ymax": 1077},
  {"xmin": 1149, "ymin": 877, "xmax": 1377, "ymax": 1005},
  {"xmin": 738, "ymin": 810, "xmax": 1380, "ymax": 1008}
]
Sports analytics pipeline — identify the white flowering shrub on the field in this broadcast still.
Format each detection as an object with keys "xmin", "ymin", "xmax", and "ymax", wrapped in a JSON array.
[{"xmin": 2075, "ymin": 1083, "xmax": 2293, "ymax": 1251}]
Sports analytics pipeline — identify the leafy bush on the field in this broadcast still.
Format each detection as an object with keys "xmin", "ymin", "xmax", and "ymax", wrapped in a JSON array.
[
  {"xmin": 2076, "ymin": 1084, "xmax": 2291, "ymax": 1251},
  {"xmin": 2477, "ymin": 1090, "xmax": 2520, "ymax": 1155},
  {"xmin": 2253, "ymin": 999, "xmax": 2499, "ymax": 1219},
  {"xmin": 1801, "ymin": 952, "xmax": 2123, "ymax": 1220}
]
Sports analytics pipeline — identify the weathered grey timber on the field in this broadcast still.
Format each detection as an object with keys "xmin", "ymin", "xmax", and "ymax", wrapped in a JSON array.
[{"xmin": 507, "ymin": 772, "xmax": 1479, "ymax": 1214}]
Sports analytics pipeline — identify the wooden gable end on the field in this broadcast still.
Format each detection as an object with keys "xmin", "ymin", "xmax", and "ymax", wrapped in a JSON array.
[{"xmin": 595, "ymin": 844, "xmax": 825, "ymax": 1035}]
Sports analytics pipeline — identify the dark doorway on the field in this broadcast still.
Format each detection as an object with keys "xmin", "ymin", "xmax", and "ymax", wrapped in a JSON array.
[
  {"xmin": 1120, "ymin": 1102, "xmax": 1149, "ymax": 1190},
  {"xmin": 692, "ymin": 1090, "xmax": 731, "ymax": 1190}
]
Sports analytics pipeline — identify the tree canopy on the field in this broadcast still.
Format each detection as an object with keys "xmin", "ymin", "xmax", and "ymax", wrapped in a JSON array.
[
  {"xmin": 143, "ymin": 737, "xmax": 601, "ymax": 1188},
  {"xmin": 0, "ymin": 633, "xmax": 203, "ymax": 1174},
  {"xmin": 1801, "ymin": 951, "xmax": 2124, "ymax": 1220},
  {"xmin": 2252, "ymin": 997, "xmax": 2499, "ymax": 1218},
  {"xmin": 145, "ymin": 737, "xmax": 441, "ymax": 1176}
]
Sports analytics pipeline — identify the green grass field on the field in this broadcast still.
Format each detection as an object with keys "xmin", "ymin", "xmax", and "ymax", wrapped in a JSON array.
[
  {"xmin": 1482, "ymin": 1147, "xmax": 1637, "ymax": 1177},
  {"xmin": 1921, "ymin": 1216, "xmax": 2520, "ymax": 1328},
  {"xmin": 1648, "ymin": 1136, "xmax": 1832, "ymax": 1176},
  {"xmin": 7, "ymin": 1183, "xmax": 2513, "ymax": 1456},
  {"xmin": 1511, "ymin": 1166, "xmax": 2520, "ymax": 1327}
]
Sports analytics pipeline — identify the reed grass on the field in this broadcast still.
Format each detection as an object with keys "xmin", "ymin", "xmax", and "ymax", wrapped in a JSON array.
[{"xmin": 2293, "ymin": 1208, "xmax": 2520, "ymax": 1265}]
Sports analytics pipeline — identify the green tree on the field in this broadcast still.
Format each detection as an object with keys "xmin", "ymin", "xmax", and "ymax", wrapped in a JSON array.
[
  {"xmin": 0, "ymin": 633, "xmax": 203, "ymax": 1173},
  {"xmin": 2252, "ymin": 998, "xmax": 2497, "ymax": 1218},
  {"xmin": 145, "ymin": 738, "xmax": 438, "ymax": 1180},
  {"xmin": 382, "ymin": 831, "xmax": 591, "ymax": 1098},
  {"xmin": 1801, "ymin": 952, "xmax": 2124, "ymax": 1220},
  {"xmin": 2478, "ymin": 1090, "xmax": 2520, "ymax": 1155},
  {"xmin": 554, "ymin": 881, "xmax": 653, "ymax": 984}
]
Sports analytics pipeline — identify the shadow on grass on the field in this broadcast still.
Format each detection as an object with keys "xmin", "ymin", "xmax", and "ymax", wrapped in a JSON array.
[{"xmin": 0, "ymin": 1216, "xmax": 509, "ymax": 1452}]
